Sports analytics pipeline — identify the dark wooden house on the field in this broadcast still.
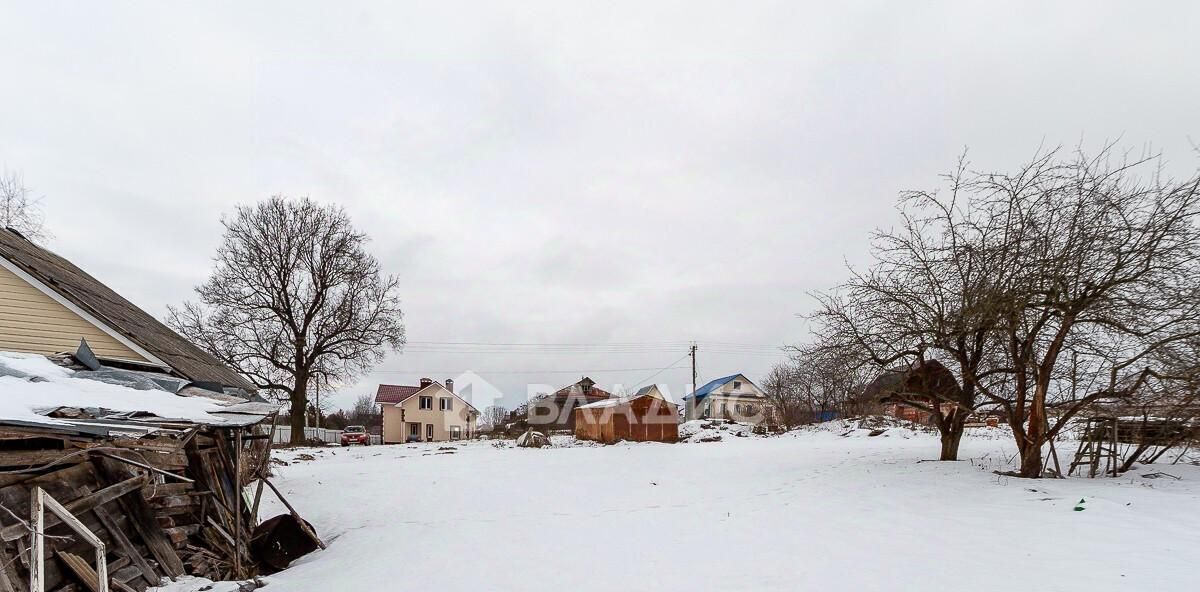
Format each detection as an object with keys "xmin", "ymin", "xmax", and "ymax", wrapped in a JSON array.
[
  {"xmin": 863, "ymin": 360, "xmax": 964, "ymax": 425},
  {"xmin": 524, "ymin": 377, "xmax": 614, "ymax": 433}
]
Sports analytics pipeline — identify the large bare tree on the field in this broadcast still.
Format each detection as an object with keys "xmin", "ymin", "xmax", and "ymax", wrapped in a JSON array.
[
  {"xmin": 0, "ymin": 168, "xmax": 49, "ymax": 241},
  {"xmin": 169, "ymin": 196, "xmax": 405, "ymax": 444},
  {"xmin": 811, "ymin": 145, "xmax": 1200, "ymax": 473},
  {"xmin": 810, "ymin": 155, "xmax": 1013, "ymax": 460},
  {"xmin": 967, "ymin": 147, "xmax": 1200, "ymax": 477}
]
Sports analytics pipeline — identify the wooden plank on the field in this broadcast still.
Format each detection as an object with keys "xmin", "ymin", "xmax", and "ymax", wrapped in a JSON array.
[
  {"xmin": 204, "ymin": 518, "xmax": 236, "ymax": 550},
  {"xmin": 92, "ymin": 507, "xmax": 157, "ymax": 587},
  {"xmin": 116, "ymin": 492, "xmax": 184, "ymax": 578},
  {"xmin": 141, "ymin": 483, "xmax": 192, "ymax": 500},
  {"xmin": 56, "ymin": 550, "xmax": 100, "ymax": 592},
  {"xmin": 109, "ymin": 440, "xmax": 183, "ymax": 454},
  {"xmin": 58, "ymin": 549, "xmax": 132, "ymax": 592},
  {"xmin": 0, "ymin": 476, "xmax": 148, "ymax": 542},
  {"xmin": 0, "ymin": 543, "xmax": 22, "ymax": 592},
  {"xmin": 262, "ymin": 478, "xmax": 325, "ymax": 549},
  {"xmin": 233, "ymin": 428, "xmax": 242, "ymax": 579},
  {"xmin": 105, "ymin": 556, "xmax": 129, "ymax": 574},
  {"xmin": 93, "ymin": 453, "xmax": 192, "ymax": 483},
  {"xmin": 90, "ymin": 461, "xmax": 184, "ymax": 578},
  {"xmin": 249, "ymin": 415, "xmax": 279, "ymax": 522},
  {"xmin": 26, "ymin": 488, "xmax": 41, "ymax": 592},
  {"xmin": 0, "ymin": 449, "xmax": 86, "ymax": 469}
]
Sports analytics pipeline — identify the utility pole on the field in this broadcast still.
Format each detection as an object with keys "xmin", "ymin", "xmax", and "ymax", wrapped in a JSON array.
[{"xmin": 689, "ymin": 342, "xmax": 698, "ymax": 394}]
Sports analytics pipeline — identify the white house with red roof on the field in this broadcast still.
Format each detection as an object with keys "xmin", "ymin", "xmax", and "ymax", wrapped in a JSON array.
[{"xmin": 375, "ymin": 378, "xmax": 480, "ymax": 443}]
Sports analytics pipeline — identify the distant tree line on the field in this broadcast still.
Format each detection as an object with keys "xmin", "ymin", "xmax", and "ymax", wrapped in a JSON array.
[
  {"xmin": 762, "ymin": 348, "xmax": 877, "ymax": 429},
  {"xmin": 280, "ymin": 393, "xmax": 382, "ymax": 432}
]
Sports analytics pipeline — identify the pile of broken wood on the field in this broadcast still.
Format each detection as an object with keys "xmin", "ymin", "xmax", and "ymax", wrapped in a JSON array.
[{"xmin": 0, "ymin": 415, "xmax": 321, "ymax": 592}]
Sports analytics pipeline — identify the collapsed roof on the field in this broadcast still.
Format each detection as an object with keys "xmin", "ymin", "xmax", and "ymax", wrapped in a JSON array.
[{"xmin": 0, "ymin": 351, "xmax": 276, "ymax": 437}]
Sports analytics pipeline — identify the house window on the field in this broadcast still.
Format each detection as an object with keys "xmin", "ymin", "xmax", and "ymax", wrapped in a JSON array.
[
  {"xmin": 408, "ymin": 422, "xmax": 420, "ymax": 438},
  {"xmin": 440, "ymin": 397, "xmax": 452, "ymax": 411},
  {"xmin": 419, "ymin": 396, "xmax": 433, "ymax": 410},
  {"xmin": 733, "ymin": 381, "xmax": 742, "ymax": 390},
  {"xmin": 426, "ymin": 424, "xmax": 434, "ymax": 441},
  {"xmin": 450, "ymin": 426, "xmax": 462, "ymax": 440}
]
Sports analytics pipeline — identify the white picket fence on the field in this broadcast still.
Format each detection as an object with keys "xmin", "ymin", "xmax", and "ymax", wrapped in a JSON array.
[{"xmin": 270, "ymin": 425, "xmax": 382, "ymax": 446}]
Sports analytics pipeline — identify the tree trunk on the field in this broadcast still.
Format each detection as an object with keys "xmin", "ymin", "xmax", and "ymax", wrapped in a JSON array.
[
  {"xmin": 1017, "ymin": 381, "xmax": 1050, "ymax": 477},
  {"xmin": 939, "ymin": 411, "xmax": 967, "ymax": 461},
  {"xmin": 289, "ymin": 380, "xmax": 308, "ymax": 445},
  {"xmin": 1018, "ymin": 438, "xmax": 1043, "ymax": 477}
]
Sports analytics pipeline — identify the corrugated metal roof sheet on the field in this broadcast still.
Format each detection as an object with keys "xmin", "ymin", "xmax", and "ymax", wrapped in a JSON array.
[{"xmin": 683, "ymin": 374, "xmax": 741, "ymax": 401}]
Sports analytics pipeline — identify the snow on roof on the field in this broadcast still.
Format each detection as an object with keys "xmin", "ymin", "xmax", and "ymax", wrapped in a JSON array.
[
  {"xmin": 578, "ymin": 388, "xmax": 678, "ymax": 410},
  {"xmin": 578, "ymin": 397, "xmax": 631, "ymax": 409},
  {"xmin": 0, "ymin": 352, "xmax": 271, "ymax": 428}
]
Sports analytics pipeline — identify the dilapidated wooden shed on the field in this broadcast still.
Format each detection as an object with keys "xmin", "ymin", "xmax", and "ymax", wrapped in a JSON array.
[
  {"xmin": 0, "ymin": 352, "xmax": 319, "ymax": 592},
  {"xmin": 574, "ymin": 385, "xmax": 679, "ymax": 444}
]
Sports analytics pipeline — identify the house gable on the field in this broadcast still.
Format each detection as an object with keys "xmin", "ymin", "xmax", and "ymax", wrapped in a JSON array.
[
  {"xmin": 718, "ymin": 374, "xmax": 766, "ymax": 397},
  {"xmin": 634, "ymin": 384, "xmax": 674, "ymax": 404},
  {"xmin": 686, "ymin": 373, "xmax": 765, "ymax": 401},
  {"xmin": 0, "ymin": 260, "xmax": 152, "ymax": 363}
]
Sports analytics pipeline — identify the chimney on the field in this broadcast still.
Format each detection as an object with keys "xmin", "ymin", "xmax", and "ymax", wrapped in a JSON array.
[
  {"xmin": 445, "ymin": 378, "xmax": 454, "ymax": 393},
  {"xmin": 419, "ymin": 377, "xmax": 433, "ymax": 388}
]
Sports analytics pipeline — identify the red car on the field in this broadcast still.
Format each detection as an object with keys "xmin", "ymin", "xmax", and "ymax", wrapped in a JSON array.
[{"xmin": 340, "ymin": 425, "xmax": 371, "ymax": 446}]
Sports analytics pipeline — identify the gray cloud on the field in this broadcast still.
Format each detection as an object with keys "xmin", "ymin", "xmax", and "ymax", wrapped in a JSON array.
[{"xmin": 1, "ymin": 1, "xmax": 1197, "ymax": 409}]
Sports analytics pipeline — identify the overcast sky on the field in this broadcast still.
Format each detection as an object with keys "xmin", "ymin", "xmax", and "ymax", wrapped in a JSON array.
[{"xmin": 2, "ymin": 2, "xmax": 1198, "ymax": 410}]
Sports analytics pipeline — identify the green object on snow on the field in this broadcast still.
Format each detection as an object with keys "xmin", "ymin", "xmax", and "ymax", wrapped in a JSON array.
[{"xmin": 1074, "ymin": 498, "xmax": 1086, "ymax": 511}]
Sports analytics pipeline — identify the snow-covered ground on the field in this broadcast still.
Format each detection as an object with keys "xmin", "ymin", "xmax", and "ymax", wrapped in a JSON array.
[{"xmin": 238, "ymin": 423, "xmax": 1199, "ymax": 592}]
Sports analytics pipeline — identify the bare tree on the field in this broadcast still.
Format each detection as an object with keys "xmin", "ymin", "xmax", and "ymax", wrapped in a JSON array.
[
  {"xmin": 350, "ymin": 393, "xmax": 379, "ymax": 424},
  {"xmin": 766, "ymin": 347, "xmax": 872, "ymax": 429},
  {"xmin": 762, "ymin": 362, "xmax": 807, "ymax": 428},
  {"xmin": 0, "ymin": 168, "xmax": 49, "ymax": 241},
  {"xmin": 810, "ymin": 146, "xmax": 1200, "ymax": 471},
  {"xmin": 169, "ymin": 196, "xmax": 406, "ymax": 444},
  {"xmin": 810, "ymin": 154, "xmax": 1011, "ymax": 460},
  {"xmin": 968, "ymin": 146, "xmax": 1200, "ymax": 476},
  {"xmin": 481, "ymin": 405, "xmax": 509, "ymax": 432}
]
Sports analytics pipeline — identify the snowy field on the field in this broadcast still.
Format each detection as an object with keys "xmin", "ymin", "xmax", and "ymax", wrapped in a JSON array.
[{"xmin": 224, "ymin": 423, "xmax": 1197, "ymax": 592}]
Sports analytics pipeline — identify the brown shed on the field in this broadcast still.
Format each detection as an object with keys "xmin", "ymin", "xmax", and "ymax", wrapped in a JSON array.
[{"xmin": 574, "ymin": 385, "xmax": 679, "ymax": 443}]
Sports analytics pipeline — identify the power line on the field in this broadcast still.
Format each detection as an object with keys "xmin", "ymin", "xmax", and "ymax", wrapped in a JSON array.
[
  {"xmin": 369, "ymin": 365, "xmax": 692, "ymax": 375},
  {"xmin": 398, "ymin": 340, "xmax": 787, "ymax": 355},
  {"xmin": 403, "ymin": 340, "xmax": 785, "ymax": 348},
  {"xmin": 626, "ymin": 352, "xmax": 693, "ymax": 390}
]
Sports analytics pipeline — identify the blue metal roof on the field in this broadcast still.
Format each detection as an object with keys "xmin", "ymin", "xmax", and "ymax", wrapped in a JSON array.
[{"xmin": 683, "ymin": 374, "xmax": 741, "ymax": 401}]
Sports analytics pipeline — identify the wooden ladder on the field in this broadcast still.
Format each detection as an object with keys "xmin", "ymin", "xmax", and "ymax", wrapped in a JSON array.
[{"xmin": 1068, "ymin": 417, "xmax": 1119, "ymax": 478}]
